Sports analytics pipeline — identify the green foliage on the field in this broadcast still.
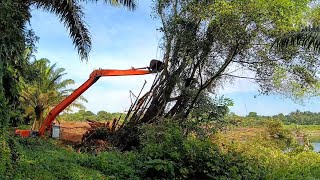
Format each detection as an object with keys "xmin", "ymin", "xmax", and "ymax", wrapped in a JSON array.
[
  {"xmin": 281, "ymin": 110, "xmax": 320, "ymax": 125},
  {"xmin": 274, "ymin": 24, "xmax": 320, "ymax": 54},
  {"xmin": 188, "ymin": 95, "xmax": 234, "ymax": 136},
  {"xmin": 227, "ymin": 110, "xmax": 320, "ymax": 126},
  {"xmin": 228, "ymin": 139, "xmax": 320, "ymax": 179},
  {"xmin": 137, "ymin": 121, "xmax": 263, "ymax": 179},
  {"xmin": 0, "ymin": 63, "xmax": 14, "ymax": 178},
  {"xmin": 19, "ymin": 58, "xmax": 87, "ymax": 129},
  {"xmin": 262, "ymin": 119, "xmax": 296, "ymax": 149},
  {"xmin": 0, "ymin": 0, "xmax": 31, "ymax": 127},
  {"xmin": 216, "ymin": 119, "xmax": 320, "ymax": 179},
  {"xmin": 97, "ymin": 110, "xmax": 115, "ymax": 121},
  {"xmin": 82, "ymin": 151, "xmax": 139, "ymax": 179},
  {"xmin": 0, "ymin": 90, "xmax": 10, "ymax": 130},
  {"xmin": 147, "ymin": 0, "xmax": 320, "ymax": 123},
  {"xmin": 13, "ymin": 138, "xmax": 105, "ymax": 179},
  {"xmin": 3, "ymin": 119, "xmax": 320, "ymax": 179},
  {"xmin": 0, "ymin": 136, "xmax": 22, "ymax": 179},
  {"xmin": 0, "ymin": 135, "xmax": 12, "ymax": 178}
]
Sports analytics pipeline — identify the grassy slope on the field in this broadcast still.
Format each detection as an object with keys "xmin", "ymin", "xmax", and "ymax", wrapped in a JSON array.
[{"xmin": 14, "ymin": 138, "xmax": 105, "ymax": 179}]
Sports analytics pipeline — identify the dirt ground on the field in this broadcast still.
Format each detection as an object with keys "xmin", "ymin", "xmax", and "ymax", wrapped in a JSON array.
[{"xmin": 59, "ymin": 122, "xmax": 91, "ymax": 143}]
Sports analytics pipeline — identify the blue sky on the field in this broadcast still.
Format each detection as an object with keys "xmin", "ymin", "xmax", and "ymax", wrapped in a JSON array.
[{"xmin": 29, "ymin": 0, "xmax": 320, "ymax": 116}]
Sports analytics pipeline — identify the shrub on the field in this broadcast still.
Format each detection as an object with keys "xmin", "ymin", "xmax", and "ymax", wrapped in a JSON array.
[
  {"xmin": 137, "ymin": 121, "xmax": 264, "ymax": 179},
  {"xmin": 82, "ymin": 151, "xmax": 139, "ymax": 179},
  {"xmin": 262, "ymin": 119, "xmax": 296, "ymax": 149},
  {"xmin": 13, "ymin": 137, "xmax": 105, "ymax": 179}
]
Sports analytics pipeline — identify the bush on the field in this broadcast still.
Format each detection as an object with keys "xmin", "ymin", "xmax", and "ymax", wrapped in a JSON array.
[
  {"xmin": 137, "ymin": 121, "xmax": 264, "ymax": 179},
  {"xmin": 262, "ymin": 119, "xmax": 296, "ymax": 149},
  {"xmin": 82, "ymin": 151, "xmax": 139, "ymax": 179}
]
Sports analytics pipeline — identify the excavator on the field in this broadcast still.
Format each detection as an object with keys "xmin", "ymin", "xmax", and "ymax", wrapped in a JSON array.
[{"xmin": 15, "ymin": 59, "xmax": 164, "ymax": 138}]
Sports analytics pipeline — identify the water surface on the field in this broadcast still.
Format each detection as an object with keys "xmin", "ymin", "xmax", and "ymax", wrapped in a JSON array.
[{"xmin": 312, "ymin": 142, "xmax": 320, "ymax": 152}]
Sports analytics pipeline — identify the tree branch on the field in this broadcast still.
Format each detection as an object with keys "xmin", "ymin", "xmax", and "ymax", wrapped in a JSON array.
[{"xmin": 220, "ymin": 74, "xmax": 268, "ymax": 81}]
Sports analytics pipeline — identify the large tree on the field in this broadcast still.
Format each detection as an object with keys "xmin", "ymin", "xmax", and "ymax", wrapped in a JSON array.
[{"xmin": 115, "ymin": 0, "xmax": 320, "ymax": 150}]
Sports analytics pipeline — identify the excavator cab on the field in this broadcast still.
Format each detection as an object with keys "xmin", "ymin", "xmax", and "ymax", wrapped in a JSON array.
[{"xmin": 15, "ymin": 129, "xmax": 38, "ymax": 137}]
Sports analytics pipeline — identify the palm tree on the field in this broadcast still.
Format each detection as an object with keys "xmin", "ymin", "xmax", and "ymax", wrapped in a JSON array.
[
  {"xmin": 25, "ymin": 0, "xmax": 136, "ymax": 60},
  {"xmin": 0, "ymin": 0, "xmax": 135, "ymax": 128},
  {"xmin": 274, "ymin": 26, "xmax": 320, "ymax": 52},
  {"xmin": 20, "ymin": 58, "xmax": 87, "ymax": 130}
]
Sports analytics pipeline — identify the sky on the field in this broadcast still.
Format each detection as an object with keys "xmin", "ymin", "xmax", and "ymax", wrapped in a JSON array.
[{"xmin": 29, "ymin": 0, "xmax": 320, "ymax": 116}]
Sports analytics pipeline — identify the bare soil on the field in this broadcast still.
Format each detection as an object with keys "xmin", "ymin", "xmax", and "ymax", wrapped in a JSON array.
[{"xmin": 59, "ymin": 122, "xmax": 91, "ymax": 143}]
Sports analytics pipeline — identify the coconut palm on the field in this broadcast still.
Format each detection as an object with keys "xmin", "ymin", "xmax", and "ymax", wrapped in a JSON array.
[
  {"xmin": 20, "ymin": 58, "xmax": 87, "ymax": 130},
  {"xmin": 25, "ymin": 0, "xmax": 136, "ymax": 60},
  {"xmin": 274, "ymin": 26, "xmax": 320, "ymax": 52}
]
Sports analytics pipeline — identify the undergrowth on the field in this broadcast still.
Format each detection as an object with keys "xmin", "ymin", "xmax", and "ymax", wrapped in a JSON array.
[{"xmin": 3, "ymin": 120, "xmax": 320, "ymax": 179}]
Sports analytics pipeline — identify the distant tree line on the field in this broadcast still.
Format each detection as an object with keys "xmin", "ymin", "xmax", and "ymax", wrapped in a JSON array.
[
  {"xmin": 58, "ymin": 110, "xmax": 126, "ymax": 122},
  {"xmin": 273, "ymin": 111, "xmax": 320, "ymax": 125},
  {"xmin": 227, "ymin": 110, "xmax": 320, "ymax": 126}
]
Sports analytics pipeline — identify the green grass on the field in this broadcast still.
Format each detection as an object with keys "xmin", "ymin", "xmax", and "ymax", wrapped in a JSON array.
[
  {"xmin": 284, "ymin": 124, "xmax": 320, "ymax": 131},
  {"xmin": 284, "ymin": 125, "xmax": 320, "ymax": 142},
  {"xmin": 14, "ymin": 138, "xmax": 105, "ymax": 179}
]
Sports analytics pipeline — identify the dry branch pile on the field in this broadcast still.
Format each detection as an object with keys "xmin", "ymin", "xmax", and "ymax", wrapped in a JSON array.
[{"xmin": 76, "ymin": 119, "xmax": 120, "ymax": 153}]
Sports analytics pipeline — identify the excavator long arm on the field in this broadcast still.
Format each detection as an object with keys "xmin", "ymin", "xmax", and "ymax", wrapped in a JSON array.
[
  {"xmin": 38, "ymin": 69, "xmax": 152, "ymax": 136},
  {"xmin": 15, "ymin": 60, "xmax": 163, "ymax": 137},
  {"xmin": 15, "ymin": 68, "xmax": 156, "ymax": 137}
]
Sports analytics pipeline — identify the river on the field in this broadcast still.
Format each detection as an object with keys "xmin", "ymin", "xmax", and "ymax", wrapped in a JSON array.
[{"xmin": 312, "ymin": 142, "xmax": 320, "ymax": 152}]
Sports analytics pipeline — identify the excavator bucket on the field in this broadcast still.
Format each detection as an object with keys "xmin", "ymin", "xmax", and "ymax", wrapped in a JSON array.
[{"xmin": 149, "ymin": 59, "xmax": 164, "ymax": 73}]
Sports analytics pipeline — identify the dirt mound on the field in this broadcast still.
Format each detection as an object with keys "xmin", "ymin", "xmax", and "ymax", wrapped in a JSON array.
[{"xmin": 59, "ymin": 122, "xmax": 91, "ymax": 143}]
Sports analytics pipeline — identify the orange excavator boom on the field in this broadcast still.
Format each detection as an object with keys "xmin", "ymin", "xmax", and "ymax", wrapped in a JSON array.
[{"xmin": 15, "ymin": 60, "xmax": 163, "ymax": 137}]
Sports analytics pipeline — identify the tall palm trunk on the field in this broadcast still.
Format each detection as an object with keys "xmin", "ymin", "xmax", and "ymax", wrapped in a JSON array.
[{"xmin": 32, "ymin": 105, "xmax": 44, "ymax": 130}]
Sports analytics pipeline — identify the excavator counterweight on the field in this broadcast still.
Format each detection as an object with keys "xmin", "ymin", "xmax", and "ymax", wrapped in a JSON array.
[{"xmin": 15, "ymin": 60, "xmax": 163, "ymax": 138}]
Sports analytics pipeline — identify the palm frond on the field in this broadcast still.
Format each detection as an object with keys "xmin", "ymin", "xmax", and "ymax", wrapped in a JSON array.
[
  {"xmin": 107, "ymin": 0, "xmax": 136, "ymax": 10},
  {"xmin": 33, "ymin": 0, "xmax": 91, "ymax": 60},
  {"xmin": 56, "ymin": 79, "xmax": 75, "ymax": 89},
  {"xmin": 274, "ymin": 26, "xmax": 320, "ymax": 52},
  {"xmin": 77, "ymin": 95, "xmax": 88, "ymax": 103},
  {"xmin": 82, "ymin": 0, "xmax": 136, "ymax": 10}
]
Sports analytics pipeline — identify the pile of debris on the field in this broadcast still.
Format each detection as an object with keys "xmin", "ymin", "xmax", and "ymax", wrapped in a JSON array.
[
  {"xmin": 76, "ymin": 83, "xmax": 153, "ymax": 153},
  {"xmin": 76, "ymin": 118, "xmax": 120, "ymax": 153}
]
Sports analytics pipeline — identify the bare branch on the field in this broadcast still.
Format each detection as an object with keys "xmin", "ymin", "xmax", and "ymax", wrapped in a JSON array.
[{"xmin": 221, "ymin": 74, "xmax": 268, "ymax": 81}]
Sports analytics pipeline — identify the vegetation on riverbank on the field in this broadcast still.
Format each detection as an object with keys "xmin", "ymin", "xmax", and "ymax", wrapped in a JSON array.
[{"xmin": 6, "ymin": 120, "xmax": 320, "ymax": 179}]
